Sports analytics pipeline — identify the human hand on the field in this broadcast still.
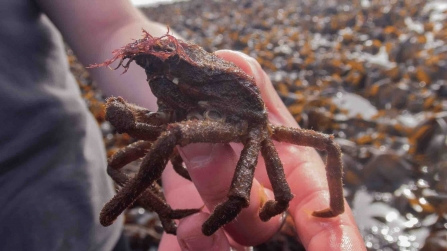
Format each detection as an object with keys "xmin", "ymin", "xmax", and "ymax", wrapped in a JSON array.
[{"xmin": 158, "ymin": 50, "xmax": 366, "ymax": 251}]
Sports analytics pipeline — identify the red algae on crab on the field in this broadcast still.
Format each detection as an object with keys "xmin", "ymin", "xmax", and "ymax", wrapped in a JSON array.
[{"xmin": 88, "ymin": 29, "xmax": 194, "ymax": 73}]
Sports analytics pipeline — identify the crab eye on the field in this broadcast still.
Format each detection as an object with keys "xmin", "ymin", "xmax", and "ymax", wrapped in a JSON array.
[{"xmin": 204, "ymin": 109, "xmax": 223, "ymax": 121}]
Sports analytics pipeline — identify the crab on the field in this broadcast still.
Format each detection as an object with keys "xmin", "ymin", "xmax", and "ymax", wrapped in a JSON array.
[{"xmin": 90, "ymin": 30, "xmax": 344, "ymax": 236}]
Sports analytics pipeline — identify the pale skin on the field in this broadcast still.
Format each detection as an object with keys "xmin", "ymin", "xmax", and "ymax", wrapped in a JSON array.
[{"xmin": 37, "ymin": 0, "xmax": 366, "ymax": 250}]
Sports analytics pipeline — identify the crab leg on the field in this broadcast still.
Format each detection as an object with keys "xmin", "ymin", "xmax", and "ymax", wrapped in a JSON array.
[
  {"xmin": 271, "ymin": 125, "xmax": 345, "ymax": 217},
  {"xmin": 170, "ymin": 152, "xmax": 191, "ymax": 181},
  {"xmin": 107, "ymin": 140, "xmax": 153, "ymax": 185},
  {"xmin": 259, "ymin": 137, "xmax": 294, "ymax": 221},
  {"xmin": 106, "ymin": 140, "xmax": 198, "ymax": 234},
  {"xmin": 100, "ymin": 120, "xmax": 247, "ymax": 227},
  {"xmin": 105, "ymin": 97, "xmax": 164, "ymax": 140},
  {"xmin": 201, "ymin": 126, "xmax": 262, "ymax": 236}
]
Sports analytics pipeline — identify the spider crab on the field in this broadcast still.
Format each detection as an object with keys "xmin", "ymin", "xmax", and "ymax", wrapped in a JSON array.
[{"xmin": 90, "ymin": 30, "xmax": 344, "ymax": 236}]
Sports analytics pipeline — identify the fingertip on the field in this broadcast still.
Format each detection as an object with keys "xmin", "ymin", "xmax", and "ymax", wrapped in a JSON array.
[
  {"xmin": 215, "ymin": 50, "xmax": 261, "ymax": 81},
  {"xmin": 291, "ymin": 192, "xmax": 366, "ymax": 251},
  {"xmin": 177, "ymin": 213, "xmax": 231, "ymax": 251}
]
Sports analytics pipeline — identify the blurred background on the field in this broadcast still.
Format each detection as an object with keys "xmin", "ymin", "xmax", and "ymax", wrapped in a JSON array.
[{"xmin": 68, "ymin": 0, "xmax": 447, "ymax": 250}]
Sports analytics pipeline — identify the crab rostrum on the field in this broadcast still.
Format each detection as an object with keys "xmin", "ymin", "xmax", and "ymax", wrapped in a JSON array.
[{"xmin": 90, "ymin": 30, "xmax": 344, "ymax": 236}]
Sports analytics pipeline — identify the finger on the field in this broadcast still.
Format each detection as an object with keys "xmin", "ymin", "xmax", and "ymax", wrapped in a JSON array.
[
  {"xmin": 177, "ymin": 213, "xmax": 231, "ymax": 251},
  {"xmin": 278, "ymin": 142, "xmax": 365, "ymax": 250},
  {"xmin": 162, "ymin": 162, "xmax": 203, "ymax": 209},
  {"xmin": 178, "ymin": 143, "xmax": 284, "ymax": 246}
]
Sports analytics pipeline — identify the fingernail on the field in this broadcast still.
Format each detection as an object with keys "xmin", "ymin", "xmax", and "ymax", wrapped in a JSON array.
[
  {"xmin": 179, "ymin": 143, "xmax": 219, "ymax": 169},
  {"xmin": 247, "ymin": 57, "xmax": 261, "ymax": 76},
  {"xmin": 235, "ymin": 51, "xmax": 261, "ymax": 77},
  {"xmin": 222, "ymin": 51, "xmax": 258, "ymax": 75}
]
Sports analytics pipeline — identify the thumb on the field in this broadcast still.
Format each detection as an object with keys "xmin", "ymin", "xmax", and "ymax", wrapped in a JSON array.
[{"xmin": 214, "ymin": 50, "xmax": 298, "ymax": 128}]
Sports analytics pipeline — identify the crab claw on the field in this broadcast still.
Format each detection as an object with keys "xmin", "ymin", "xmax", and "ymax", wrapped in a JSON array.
[{"xmin": 105, "ymin": 97, "xmax": 137, "ymax": 133}]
